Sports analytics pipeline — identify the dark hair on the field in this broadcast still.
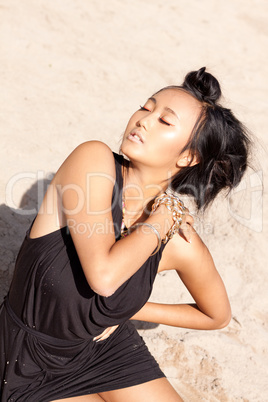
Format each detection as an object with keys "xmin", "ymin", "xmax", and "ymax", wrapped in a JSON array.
[{"xmin": 158, "ymin": 67, "xmax": 252, "ymax": 210}]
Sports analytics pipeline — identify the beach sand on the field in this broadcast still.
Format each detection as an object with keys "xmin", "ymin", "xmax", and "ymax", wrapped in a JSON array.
[{"xmin": 0, "ymin": 1, "xmax": 267, "ymax": 400}]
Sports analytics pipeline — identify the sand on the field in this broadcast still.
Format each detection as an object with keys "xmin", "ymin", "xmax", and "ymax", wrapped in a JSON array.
[{"xmin": 0, "ymin": 0, "xmax": 268, "ymax": 400}]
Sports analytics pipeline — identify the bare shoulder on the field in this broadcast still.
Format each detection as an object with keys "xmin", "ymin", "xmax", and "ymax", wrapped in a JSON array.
[
  {"xmin": 70, "ymin": 140, "xmax": 113, "ymax": 158},
  {"xmin": 30, "ymin": 141, "xmax": 117, "ymax": 238},
  {"xmin": 158, "ymin": 228, "xmax": 211, "ymax": 273},
  {"xmin": 55, "ymin": 140, "xmax": 116, "ymax": 184},
  {"xmin": 59, "ymin": 140, "xmax": 115, "ymax": 171}
]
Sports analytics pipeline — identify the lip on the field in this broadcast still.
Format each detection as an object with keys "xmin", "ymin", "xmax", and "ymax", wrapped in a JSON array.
[{"xmin": 127, "ymin": 130, "xmax": 145, "ymax": 144}]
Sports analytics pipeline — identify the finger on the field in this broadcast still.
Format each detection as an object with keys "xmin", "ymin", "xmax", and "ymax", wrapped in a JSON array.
[
  {"xmin": 185, "ymin": 214, "xmax": 194, "ymax": 226},
  {"xmin": 95, "ymin": 326, "xmax": 118, "ymax": 342},
  {"xmin": 93, "ymin": 325, "xmax": 119, "ymax": 342},
  {"xmin": 93, "ymin": 327, "xmax": 110, "ymax": 341},
  {"xmin": 95, "ymin": 332, "xmax": 111, "ymax": 342},
  {"xmin": 181, "ymin": 206, "xmax": 194, "ymax": 225},
  {"xmin": 179, "ymin": 222, "xmax": 193, "ymax": 243}
]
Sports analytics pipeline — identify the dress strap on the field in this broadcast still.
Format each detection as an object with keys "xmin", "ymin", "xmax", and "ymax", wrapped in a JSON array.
[{"xmin": 112, "ymin": 153, "xmax": 124, "ymax": 240}]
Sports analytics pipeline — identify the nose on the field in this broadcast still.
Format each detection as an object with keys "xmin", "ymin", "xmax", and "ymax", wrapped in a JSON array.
[{"xmin": 136, "ymin": 111, "xmax": 153, "ymax": 131}]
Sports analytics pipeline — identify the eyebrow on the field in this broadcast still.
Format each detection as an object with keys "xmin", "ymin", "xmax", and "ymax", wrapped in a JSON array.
[{"xmin": 148, "ymin": 97, "xmax": 180, "ymax": 120}]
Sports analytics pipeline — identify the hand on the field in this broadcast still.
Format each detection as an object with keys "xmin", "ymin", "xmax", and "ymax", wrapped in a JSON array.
[
  {"xmin": 151, "ymin": 191, "xmax": 194, "ymax": 244},
  {"xmin": 152, "ymin": 192, "xmax": 194, "ymax": 244},
  {"xmin": 93, "ymin": 325, "xmax": 119, "ymax": 342}
]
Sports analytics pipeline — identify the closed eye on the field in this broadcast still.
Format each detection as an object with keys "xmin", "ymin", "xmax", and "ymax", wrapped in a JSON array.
[
  {"xmin": 160, "ymin": 118, "xmax": 172, "ymax": 126},
  {"xmin": 140, "ymin": 105, "xmax": 173, "ymax": 126},
  {"xmin": 139, "ymin": 105, "xmax": 151, "ymax": 112}
]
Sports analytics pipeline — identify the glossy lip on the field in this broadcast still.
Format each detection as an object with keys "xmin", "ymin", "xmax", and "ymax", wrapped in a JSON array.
[{"xmin": 127, "ymin": 130, "xmax": 145, "ymax": 144}]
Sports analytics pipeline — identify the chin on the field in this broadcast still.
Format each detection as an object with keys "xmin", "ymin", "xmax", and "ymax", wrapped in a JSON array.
[{"xmin": 120, "ymin": 142, "xmax": 138, "ymax": 160}]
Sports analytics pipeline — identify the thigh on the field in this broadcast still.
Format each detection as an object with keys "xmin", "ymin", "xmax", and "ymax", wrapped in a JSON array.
[
  {"xmin": 50, "ymin": 394, "xmax": 105, "ymax": 402},
  {"xmin": 99, "ymin": 378, "xmax": 183, "ymax": 402}
]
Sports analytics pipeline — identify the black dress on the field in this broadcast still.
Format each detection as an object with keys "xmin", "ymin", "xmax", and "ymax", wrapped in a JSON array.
[{"xmin": 0, "ymin": 153, "xmax": 166, "ymax": 401}]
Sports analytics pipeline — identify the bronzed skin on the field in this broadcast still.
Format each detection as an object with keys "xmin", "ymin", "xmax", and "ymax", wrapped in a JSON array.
[{"xmin": 32, "ymin": 90, "xmax": 231, "ymax": 402}]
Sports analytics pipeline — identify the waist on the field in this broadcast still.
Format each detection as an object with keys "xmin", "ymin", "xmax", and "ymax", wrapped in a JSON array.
[{"xmin": 4, "ymin": 296, "xmax": 89, "ymax": 347}]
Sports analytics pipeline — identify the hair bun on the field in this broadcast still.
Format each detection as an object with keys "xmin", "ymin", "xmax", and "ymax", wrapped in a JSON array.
[{"xmin": 182, "ymin": 67, "xmax": 221, "ymax": 105}]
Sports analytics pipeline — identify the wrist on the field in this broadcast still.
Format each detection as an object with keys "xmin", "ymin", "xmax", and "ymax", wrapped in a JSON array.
[{"xmin": 146, "ymin": 206, "xmax": 172, "ymax": 240}]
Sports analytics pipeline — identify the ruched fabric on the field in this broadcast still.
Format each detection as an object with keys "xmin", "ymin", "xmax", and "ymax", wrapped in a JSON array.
[{"xmin": 0, "ymin": 153, "xmax": 166, "ymax": 401}]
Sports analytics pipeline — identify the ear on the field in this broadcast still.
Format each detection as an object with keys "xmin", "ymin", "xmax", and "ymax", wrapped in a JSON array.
[{"xmin": 176, "ymin": 150, "xmax": 199, "ymax": 168}]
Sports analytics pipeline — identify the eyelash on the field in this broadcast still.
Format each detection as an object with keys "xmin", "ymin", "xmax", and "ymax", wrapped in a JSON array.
[
  {"xmin": 139, "ymin": 106, "xmax": 150, "ymax": 111},
  {"xmin": 139, "ymin": 106, "xmax": 171, "ymax": 126}
]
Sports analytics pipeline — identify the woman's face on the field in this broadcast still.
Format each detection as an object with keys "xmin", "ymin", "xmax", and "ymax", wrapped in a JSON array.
[{"xmin": 121, "ymin": 88, "xmax": 201, "ymax": 173}]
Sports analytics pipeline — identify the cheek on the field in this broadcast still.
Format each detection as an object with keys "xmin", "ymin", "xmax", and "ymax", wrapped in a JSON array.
[{"xmin": 156, "ymin": 129, "xmax": 188, "ymax": 154}]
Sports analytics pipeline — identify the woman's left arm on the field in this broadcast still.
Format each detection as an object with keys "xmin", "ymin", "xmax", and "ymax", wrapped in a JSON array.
[{"xmin": 131, "ymin": 231, "xmax": 232, "ymax": 330}]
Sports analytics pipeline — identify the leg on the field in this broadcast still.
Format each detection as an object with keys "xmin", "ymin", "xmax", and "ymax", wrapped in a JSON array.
[
  {"xmin": 99, "ymin": 378, "xmax": 183, "ymax": 402},
  {"xmin": 50, "ymin": 394, "xmax": 105, "ymax": 402}
]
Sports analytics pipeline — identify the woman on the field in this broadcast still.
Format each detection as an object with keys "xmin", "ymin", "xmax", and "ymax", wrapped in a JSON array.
[{"xmin": 0, "ymin": 67, "xmax": 250, "ymax": 401}]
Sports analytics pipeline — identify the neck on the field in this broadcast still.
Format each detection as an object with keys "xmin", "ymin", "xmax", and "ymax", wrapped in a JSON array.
[
  {"xmin": 122, "ymin": 160, "xmax": 172, "ymax": 225},
  {"xmin": 125, "ymin": 161, "xmax": 170, "ymax": 200}
]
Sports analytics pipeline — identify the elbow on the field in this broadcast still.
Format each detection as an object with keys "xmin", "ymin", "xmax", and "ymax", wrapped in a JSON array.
[
  {"xmin": 85, "ymin": 270, "xmax": 117, "ymax": 298},
  {"xmin": 82, "ymin": 257, "xmax": 123, "ymax": 297},
  {"xmin": 212, "ymin": 300, "xmax": 232, "ymax": 330},
  {"xmin": 91, "ymin": 285, "xmax": 116, "ymax": 298},
  {"xmin": 215, "ymin": 316, "xmax": 231, "ymax": 329},
  {"xmin": 212, "ymin": 310, "xmax": 232, "ymax": 330}
]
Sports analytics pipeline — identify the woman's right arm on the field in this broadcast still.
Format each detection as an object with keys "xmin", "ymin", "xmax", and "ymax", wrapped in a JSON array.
[{"xmin": 54, "ymin": 141, "xmax": 172, "ymax": 297}]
